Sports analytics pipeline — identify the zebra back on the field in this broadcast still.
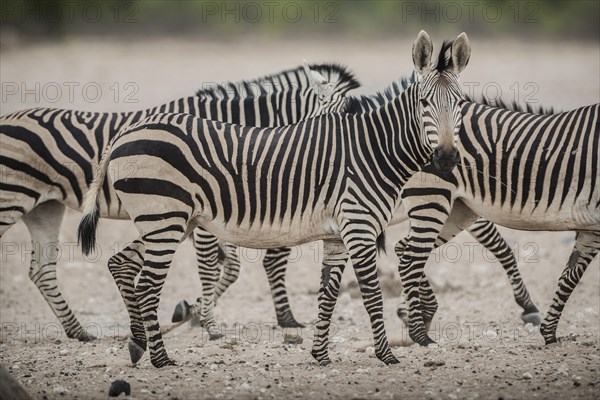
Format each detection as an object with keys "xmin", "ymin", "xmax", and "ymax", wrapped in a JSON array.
[{"xmin": 0, "ymin": 62, "xmax": 360, "ymax": 217}]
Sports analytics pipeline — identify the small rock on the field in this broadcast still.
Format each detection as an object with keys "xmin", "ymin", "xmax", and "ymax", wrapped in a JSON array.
[
  {"xmin": 109, "ymin": 380, "xmax": 131, "ymax": 397},
  {"xmin": 238, "ymin": 382, "xmax": 250, "ymax": 390},
  {"xmin": 557, "ymin": 363, "xmax": 570, "ymax": 376},
  {"xmin": 522, "ymin": 372, "xmax": 533, "ymax": 380},
  {"xmin": 484, "ymin": 330, "xmax": 498, "ymax": 339},
  {"xmin": 58, "ymin": 350, "xmax": 69, "ymax": 356},
  {"xmin": 424, "ymin": 360, "xmax": 445, "ymax": 368},
  {"xmin": 106, "ymin": 347, "xmax": 118, "ymax": 354},
  {"xmin": 53, "ymin": 385, "xmax": 67, "ymax": 395}
]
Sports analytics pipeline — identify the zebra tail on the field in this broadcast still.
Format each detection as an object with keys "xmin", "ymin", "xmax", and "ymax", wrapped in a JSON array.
[
  {"xmin": 376, "ymin": 231, "xmax": 386, "ymax": 255},
  {"xmin": 77, "ymin": 145, "xmax": 111, "ymax": 256}
]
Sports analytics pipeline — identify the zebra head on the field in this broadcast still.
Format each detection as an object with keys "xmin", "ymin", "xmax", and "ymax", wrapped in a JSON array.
[
  {"xmin": 302, "ymin": 61, "xmax": 360, "ymax": 114},
  {"xmin": 413, "ymin": 31, "xmax": 470, "ymax": 173}
]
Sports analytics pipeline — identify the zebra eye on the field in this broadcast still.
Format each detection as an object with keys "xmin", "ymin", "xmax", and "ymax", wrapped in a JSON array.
[{"xmin": 420, "ymin": 99, "xmax": 429, "ymax": 107}]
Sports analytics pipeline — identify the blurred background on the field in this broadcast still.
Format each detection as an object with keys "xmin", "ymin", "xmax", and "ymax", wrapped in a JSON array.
[
  {"xmin": 1, "ymin": 0, "xmax": 599, "ymax": 114},
  {"xmin": 2, "ymin": 0, "xmax": 598, "ymax": 41}
]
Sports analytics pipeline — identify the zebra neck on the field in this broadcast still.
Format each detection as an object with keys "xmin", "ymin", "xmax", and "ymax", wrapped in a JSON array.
[{"xmin": 355, "ymin": 86, "xmax": 429, "ymax": 189}]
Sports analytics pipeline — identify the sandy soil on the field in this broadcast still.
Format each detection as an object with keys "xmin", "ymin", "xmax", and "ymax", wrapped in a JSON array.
[{"xmin": 1, "ymin": 38, "xmax": 599, "ymax": 399}]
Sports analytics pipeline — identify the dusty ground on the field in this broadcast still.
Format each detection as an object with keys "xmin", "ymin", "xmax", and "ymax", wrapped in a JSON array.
[{"xmin": 1, "ymin": 38, "xmax": 599, "ymax": 399}]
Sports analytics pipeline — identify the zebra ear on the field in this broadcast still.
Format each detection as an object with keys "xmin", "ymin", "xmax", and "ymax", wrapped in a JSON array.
[
  {"xmin": 412, "ymin": 30, "xmax": 433, "ymax": 75},
  {"xmin": 451, "ymin": 32, "xmax": 471, "ymax": 74},
  {"xmin": 303, "ymin": 59, "xmax": 328, "ymax": 86}
]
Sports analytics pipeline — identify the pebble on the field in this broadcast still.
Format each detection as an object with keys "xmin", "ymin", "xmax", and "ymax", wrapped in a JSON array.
[
  {"xmin": 53, "ymin": 385, "xmax": 67, "ymax": 394},
  {"xmin": 424, "ymin": 360, "xmax": 445, "ymax": 368},
  {"xmin": 484, "ymin": 330, "xmax": 498, "ymax": 339},
  {"xmin": 522, "ymin": 372, "xmax": 533, "ymax": 379},
  {"xmin": 58, "ymin": 350, "xmax": 69, "ymax": 356},
  {"xmin": 238, "ymin": 382, "xmax": 250, "ymax": 390},
  {"xmin": 109, "ymin": 380, "xmax": 131, "ymax": 397},
  {"xmin": 106, "ymin": 347, "xmax": 118, "ymax": 354},
  {"xmin": 283, "ymin": 334, "xmax": 303, "ymax": 345}
]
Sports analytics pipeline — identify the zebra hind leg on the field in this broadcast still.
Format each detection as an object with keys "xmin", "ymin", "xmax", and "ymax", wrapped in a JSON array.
[
  {"xmin": 192, "ymin": 229, "xmax": 223, "ymax": 339},
  {"xmin": 263, "ymin": 247, "xmax": 304, "ymax": 328},
  {"xmin": 467, "ymin": 219, "xmax": 541, "ymax": 325},
  {"xmin": 22, "ymin": 201, "xmax": 95, "ymax": 342},
  {"xmin": 311, "ymin": 240, "xmax": 348, "ymax": 365},
  {"xmin": 107, "ymin": 240, "xmax": 147, "ymax": 363},
  {"xmin": 137, "ymin": 227, "xmax": 187, "ymax": 368},
  {"xmin": 213, "ymin": 241, "xmax": 241, "ymax": 305},
  {"xmin": 540, "ymin": 231, "xmax": 600, "ymax": 345}
]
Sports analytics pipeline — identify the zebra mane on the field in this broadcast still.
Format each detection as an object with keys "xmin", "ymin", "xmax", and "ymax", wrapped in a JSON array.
[
  {"xmin": 195, "ymin": 63, "xmax": 359, "ymax": 101},
  {"xmin": 465, "ymin": 94, "xmax": 556, "ymax": 115},
  {"xmin": 435, "ymin": 40, "xmax": 454, "ymax": 72},
  {"xmin": 344, "ymin": 70, "xmax": 420, "ymax": 114}
]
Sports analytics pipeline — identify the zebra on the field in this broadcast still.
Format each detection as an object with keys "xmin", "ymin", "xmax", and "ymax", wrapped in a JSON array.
[
  {"xmin": 0, "ymin": 62, "xmax": 359, "ymax": 342},
  {"xmin": 394, "ymin": 98, "xmax": 599, "ymax": 347},
  {"xmin": 78, "ymin": 31, "xmax": 472, "ymax": 367},
  {"xmin": 173, "ymin": 70, "xmax": 422, "ymax": 333},
  {"xmin": 184, "ymin": 79, "xmax": 546, "ymax": 338}
]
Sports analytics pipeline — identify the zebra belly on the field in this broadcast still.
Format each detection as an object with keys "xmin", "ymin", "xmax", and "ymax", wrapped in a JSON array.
[
  {"xmin": 459, "ymin": 195, "xmax": 600, "ymax": 232},
  {"xmin": 195, "ymin": 214, "xmax": 339, "ymax": 249}
]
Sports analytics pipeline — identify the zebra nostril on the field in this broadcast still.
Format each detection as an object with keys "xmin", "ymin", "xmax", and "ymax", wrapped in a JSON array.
[{"xmin": 433, "ymin": 148, "xmax": 442, "ymax": 160}]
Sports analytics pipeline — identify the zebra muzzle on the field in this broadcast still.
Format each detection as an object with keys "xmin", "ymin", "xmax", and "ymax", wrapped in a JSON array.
[{"xmin": 432, "ymin": 147, "xmax": 460, "ymax": 173}]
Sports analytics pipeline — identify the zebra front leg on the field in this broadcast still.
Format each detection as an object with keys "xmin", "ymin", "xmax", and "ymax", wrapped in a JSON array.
[
  {"xmin": 394, "ymin": 238, "xmax": 437, "ymax": 330},
  {"xmin": 311, "ymin": 240, "xmax": 347, "ymax": 365},
  {"xmin": 107, "ymin": 240, "xmax": 147, "ymax": 363},
  {"xmin": 172, "ymin": 228, "xmax": 223, "ymax": 337},
  {"xmin": 342, "ymin": 229, "xmax": 398, "ymax": 365},
  {"xmin": 540, "ymin": 231, "xmax": 600, "ymax": 345},
  {"xmin": 467, "ymin": 219, "xmax": 541, "ymax": 325},
  {"xmin": 399, "ymin": 197, "xmax": 481, "ymax": 346},
  {"xmin": 263, "ymin": 247, "xmax": 304, "ymax": 328},
  {"xmin": 22, "ymin": 201, "xmax": 95, "ymax": 342}
]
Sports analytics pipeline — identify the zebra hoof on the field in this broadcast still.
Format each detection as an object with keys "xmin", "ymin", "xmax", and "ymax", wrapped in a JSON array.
[
  {"xmin": 384, "ymin": 356, "xmax": 400, "ymax": 365},
  {"xmin": 172, "ymin": 300, "xmax": 191, "ymax": 323},
  {"xmin": 152, "ymin": 357, "xmax": 177, "ymax": 368},
  {"xmin": 521, "ymin": 311, "xmax": 542, "ymax": 326},
  {"xmin": 279, "ymin": 320, "xmax": 305, "ymax": 329},
  {"xmin": 208, "ymin": 332, "xmax": 225, "ymax": 341},
  {"xmin": 76, "ymin": 332, "xmax": 97, "ymax": 342},
  {"xmin": 128, "ymin": 338, "xmax": 147, "ymax": 364},
  {"xmin": 544, "ymin": 336, "xmax": 558, "ymax": 345},
  {"xmin": 318, "ymin": 358, "xmax": 332, "ymax": 366},
  {"xmin": 190, "ymin": 315, "xmax": 204, "ymax": 328}
]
